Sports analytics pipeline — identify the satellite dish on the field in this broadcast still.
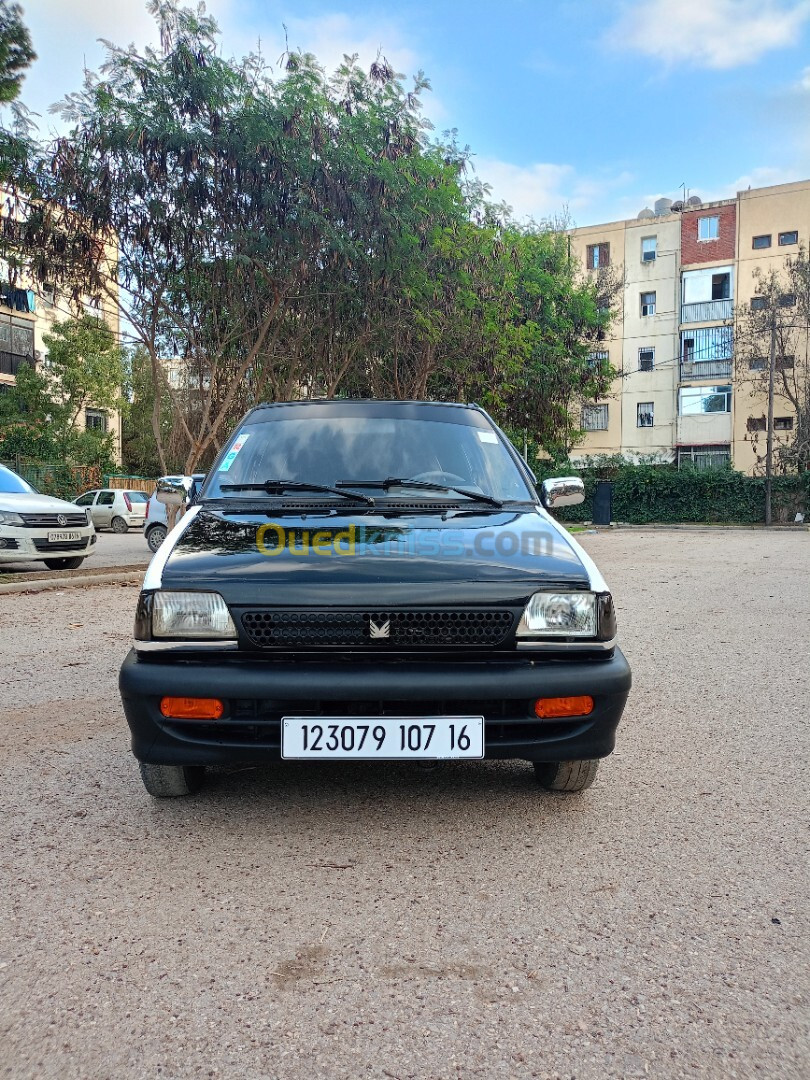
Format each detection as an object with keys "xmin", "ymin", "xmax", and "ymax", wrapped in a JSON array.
[
  {"xmin": 654, "ymin": 197, "xmax": 672, "ymax": 215},
  {"xmin": 670, "ymin": 200, "xmax": 684, "ymax": 212},
  {"xmin": 637, "ymin": 208, "xmax": 655, "ymax": 220},
  {"xmin": 687, "ymin": 195, "xmax": 702, "ymax": 207}
]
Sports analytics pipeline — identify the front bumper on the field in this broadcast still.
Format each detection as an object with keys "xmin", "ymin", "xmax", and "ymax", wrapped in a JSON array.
[
  {"xmin": 119, "ymin": 649, "xmax": 632, "ymax": 766},
  {"xmin": 0, "ymin": 527, "xmax": 96, "ymax": 562}
]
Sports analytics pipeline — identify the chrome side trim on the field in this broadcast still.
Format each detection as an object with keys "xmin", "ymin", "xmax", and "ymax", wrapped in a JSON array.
[
  {"xmin": 133, "ymin": 639, "xmax": 239, "ymax": 653},
  {"xmin": 142, "ymin": 504, "xmax": 201, "ymax": 590},
  {"xmin": 516, "ymin": 638, "xmax": 616, "ymax": 652}
]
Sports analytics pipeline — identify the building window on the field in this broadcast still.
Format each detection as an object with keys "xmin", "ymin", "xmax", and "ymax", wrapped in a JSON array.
[
  {"xmin": 637, "ymin": 402, "xmax": 654, "ymax": 428},
  {"xmin": 711, "ymin": 272, "xmax": 731, "ymax": 300},
  {"xmin": 641, "ymin": 236, "xmax": 657, "ymax": 263},
  {"xmin": 587, "ymin": 350, "xmax": 609, "ymax": 371},
  {"xmin": 749, "ymin": 358, "xmax": 766, "ymax": 371},
  {"xmin": 752, "ymin": 234, "xmax": 772, "ymax": 249},
  {"xmin": 777, "ymin": 355, "xmax": 795, "ymax": 370},
  {"xmin": 778, "ymin": 231, "xmax": 798, "ymax": 246},
  {"xmin": 679, "ymin": 385, "xmax": 732, "ymax": 415},
  {"xmin": 750, "ymin": 296, "xmax": 767, "ymax": 311},
  {"xmin": 779, "ymin": 293, "xmax": 797, "ymax": 307},
  {"xmin": 582, "ymin": 404, "xmax": 609, "ymax": 431},
  {"xmin": 677, "ymin": 445, "xmax": 731, "ymax": 470},
  {"xmin": 697, "ymin": 216, "xmax": 719, "ymax": 241},
  {"xmin": 85, "ymin": 408, "xmax": 108, "ymax": 432},
  {"xmin": 586, "ymin": 242, "xmax": 610, "ymax": 269},
  {"xmin": 774, "ymin": 416, "xmax": 794, "ymax": 430},
  {"xmin": 640, "ymin": 291, "xmax": 656, "ymax": 317},
  {"xmin": 747, "ymin": 416, "xmax": 766, "ymax": 432},
  {"xmin": 639, "ymin": 347, "xmax": 655, "ymax": 371},
  {"xmin": 680, "ymin": 326, "xmax": 733, "ymax": 365}
]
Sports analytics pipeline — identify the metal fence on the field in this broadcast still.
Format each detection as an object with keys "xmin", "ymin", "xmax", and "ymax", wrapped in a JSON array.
[{"xmin": 0, "ymin": 459, "xmax": 103, "ymax": 499}]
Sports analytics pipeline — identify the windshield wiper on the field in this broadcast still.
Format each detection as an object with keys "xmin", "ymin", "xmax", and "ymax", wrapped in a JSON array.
[
  {"xmin": 337, "ymin": 477, "xmax": 503, "ymax": 508},
  {"xmin": 219, "ymin": 480, "xmax": 375, "ymax": 505}
]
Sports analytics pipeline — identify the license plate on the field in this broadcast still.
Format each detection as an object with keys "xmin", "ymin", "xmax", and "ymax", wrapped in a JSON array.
[
  {"xmin": 47, "ymin": 531, "xmax": 81, "ymax": 543},
  {"xmin": 281, "ymin": 716, "xmax": 484, "ymax": 760}
]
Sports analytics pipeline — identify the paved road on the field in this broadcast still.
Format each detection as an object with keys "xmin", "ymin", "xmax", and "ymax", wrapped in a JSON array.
[
  {"xmin": 0, "ymin": 528, "xmax": 150, "ymax": 577},
  {"xmin": 0, "ymin": 529, "xmax": 807, "ymax": 1080}
]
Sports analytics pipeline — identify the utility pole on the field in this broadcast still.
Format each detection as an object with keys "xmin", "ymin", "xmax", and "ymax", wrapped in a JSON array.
[{"xmin": 765, "ymin": 307, "xmax": 777, "ymax": 526}]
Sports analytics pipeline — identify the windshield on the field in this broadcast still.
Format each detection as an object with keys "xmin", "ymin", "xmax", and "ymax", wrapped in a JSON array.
[
  {"xmin": 0, "ymin": 464, "xmax": 36, "ymax": 494},
  {"xmin": 203, "ymin": 414, "xmax": 532, "ymax": 503}
]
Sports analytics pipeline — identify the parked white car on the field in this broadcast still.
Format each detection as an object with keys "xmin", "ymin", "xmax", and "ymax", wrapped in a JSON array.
[
  {"xmin": 0, "ymin": 463, "xmax": 97, "ymax": 570},
  {"xmin": 73, "ymin": 488, "xmax": 149, "ymax": 532},
  {"xmin": 143, "ymin": 474, "xmax": 205, "ymax": 552}
]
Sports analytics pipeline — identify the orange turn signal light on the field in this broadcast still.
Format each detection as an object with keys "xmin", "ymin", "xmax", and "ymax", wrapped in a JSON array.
[
  {"xmin": 160, "ymin": 696, "xmax": 224, "ymax": 720},
  {"xmin": 534, "ymin": 695, "xmax": 594, "ymax": 719}
]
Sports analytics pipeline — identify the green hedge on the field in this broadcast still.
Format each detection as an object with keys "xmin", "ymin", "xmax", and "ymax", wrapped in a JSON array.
[{"xmin": 532, "ymin": 459, "xmax": 809, "ymax": 525}]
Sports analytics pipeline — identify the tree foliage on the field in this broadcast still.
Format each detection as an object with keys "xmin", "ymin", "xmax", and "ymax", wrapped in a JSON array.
[
  {"xmin": 0, "ymin": 1, "xmax": 34, "ymax": 104},
  {"xmin": 0, "ymin": 316, "xmax": 123, "ymax": 469},
  {"xmin": 6, "ymin": 0, "xmax": 619, "ymax": 472}
]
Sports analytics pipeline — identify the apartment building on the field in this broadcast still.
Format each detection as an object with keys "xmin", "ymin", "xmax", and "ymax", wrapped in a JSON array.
[
  {"xmin": 0, "ymin": 265, "xmax": 123, "ymax": 462},
  {"xmin": 568, "ymin": 178, "xmax": 809, "ymax": 473}
]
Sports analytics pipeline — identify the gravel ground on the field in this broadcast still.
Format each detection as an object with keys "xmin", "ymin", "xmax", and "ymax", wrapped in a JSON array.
[
  {"xmin": 0, "ymin": 529, "xmax": 150, "ymax": 578},
  {"xmin": 0, "ymin": 528, "xmax": 808, "ymax": 1080}
]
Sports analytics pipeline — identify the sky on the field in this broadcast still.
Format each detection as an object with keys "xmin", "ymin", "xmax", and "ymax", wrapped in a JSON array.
[{"xmin": 12, "ymin": 0, "xmax": 810, "ymax": 227}]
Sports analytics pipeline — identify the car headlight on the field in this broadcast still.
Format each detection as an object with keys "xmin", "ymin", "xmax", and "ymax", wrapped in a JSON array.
[
  {"xmin": 149, "ymin": 591, "xmax": 237, "ymax": 640},
  {"xmin": 516, "ymin": 591, "xmax": 599, "ymax": 638},
  {"xmin": 0, "ymin": 511, "xmax": 24, "ymax": 526}
]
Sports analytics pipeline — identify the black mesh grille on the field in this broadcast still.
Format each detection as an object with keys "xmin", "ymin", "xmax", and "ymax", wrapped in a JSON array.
[
  {"xmin": 20, "ymin": 513, "xmax": 88, "ymax": 527},
  {"xmin": 241, "ymin": 609, "xmax": 514, "ymax": 648},
  {"xmin": 32, "ymin": 538, "xmax": 90, "ymax": 552}
]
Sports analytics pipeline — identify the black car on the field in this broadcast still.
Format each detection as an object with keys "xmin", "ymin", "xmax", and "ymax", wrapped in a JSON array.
[{"xmin": 119, "ymin": 400, "xmax": 631, "ymax": 797}]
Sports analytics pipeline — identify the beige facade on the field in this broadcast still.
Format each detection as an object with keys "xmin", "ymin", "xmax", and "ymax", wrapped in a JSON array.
[
  {"xmin": 0, "ymin": 250, "xmax": 122, "ymax": 463},
  {"xmin": 566, "ymin": 178, "xmax": 810, "ymax": 474}
]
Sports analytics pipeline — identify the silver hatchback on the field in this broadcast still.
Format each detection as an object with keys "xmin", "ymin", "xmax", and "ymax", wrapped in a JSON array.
[{"xmin": 73, "ymin": 488, "xmax": 149, "ymax": 532}]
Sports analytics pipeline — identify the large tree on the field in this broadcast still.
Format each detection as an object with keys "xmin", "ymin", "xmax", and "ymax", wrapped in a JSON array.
[
  {"xmin": 9, "ymin": 1, "xmax": 618, "ymax": 472},
  {"xmin": 735, "ymin": 249, "xmax": 810, "ymax": 475}
]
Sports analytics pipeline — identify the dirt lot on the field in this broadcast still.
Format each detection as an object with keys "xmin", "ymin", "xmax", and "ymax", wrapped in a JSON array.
[{"xmin": 0, "ymin": 528, "xmax": 808, "ymax": 1080}]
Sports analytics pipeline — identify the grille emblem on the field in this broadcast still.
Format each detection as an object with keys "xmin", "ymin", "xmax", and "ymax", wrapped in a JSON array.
[
  {"xmin": 57, "ymin": 514, "xmax": 67, "ymax": 526},
  {"xmin": 368, "ymin": 618, "xmax": 391, "ymax": 640}
]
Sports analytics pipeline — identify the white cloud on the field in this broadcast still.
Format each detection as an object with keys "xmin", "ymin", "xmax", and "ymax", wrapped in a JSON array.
[
  {"xmin": 798, "ymin": 65, "xmax": 810, "ymax": 89},
  {"xmin": 607, "ymin": 0, "xmax": 810, "ymax": 69},
  {"xmin": 473, "ymin": 158, "xmax": 635, "ymax": 225}
]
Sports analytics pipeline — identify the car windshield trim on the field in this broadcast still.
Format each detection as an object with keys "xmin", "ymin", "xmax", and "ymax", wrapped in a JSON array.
[
  {"xmin": 336, "ymin": 477, "xmax": 504, "ymax": 508},
  {"xmin": 218, "ymin": 480, "xmax": 375, "ymax": 505}
]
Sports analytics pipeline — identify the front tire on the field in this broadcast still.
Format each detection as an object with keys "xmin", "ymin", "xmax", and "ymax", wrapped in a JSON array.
[
  {"xmin": 44, "ymin": 557, "xmax": 84, "ymax": 571},
  {"xmin": 146, "ymin": 524, "xmax": 168, "ymax": 552},
  {"xmin": 111, "ymin": 515, "xmax": 129, "ymax": 533},
  {"xmin": 533, "ymin": 759, "xmax": 599, "ymax": 792},
  {"xmin": 139, "ymin": 762, "xmax": 205, "ymax": 798}
]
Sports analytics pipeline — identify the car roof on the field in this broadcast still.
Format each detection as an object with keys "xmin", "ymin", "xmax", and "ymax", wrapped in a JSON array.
[{"xmin": 243, "ymin": 399, "xmax": 492, "ymax": 427}]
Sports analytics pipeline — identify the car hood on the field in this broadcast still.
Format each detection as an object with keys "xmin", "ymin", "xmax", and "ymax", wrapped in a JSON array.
[
  {"xmin": 0, "ymin": 491, "xmax": 89, "ymax": 515},
  {"xmin": 158, "ymin": 505, "xmax": 592, "ymax": 606}
]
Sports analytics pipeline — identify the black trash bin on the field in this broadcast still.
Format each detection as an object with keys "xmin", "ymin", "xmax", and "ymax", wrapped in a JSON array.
[{"xmin": 592, "ymin": 481, "xmax": 613, "ymax": 525}]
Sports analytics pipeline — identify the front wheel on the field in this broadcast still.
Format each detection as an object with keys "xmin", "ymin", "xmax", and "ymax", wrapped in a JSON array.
[
  {"xmin": 111, "ymin": 515, "xmax": 129, "ymax": 533},
  {"xmin": 146, "ymin": 524, "xmax": 167, "ymax": 552},
  {"xmin": 533, "ymin": 759, "xmax": 599, "ymax": 792},
  {"xmin": 139, "ymin": 762, "xmax": 205, "ymax": 798},
  {"xmin": 44, "ymin": 557, "xmax": 84, "ymax": 571}
]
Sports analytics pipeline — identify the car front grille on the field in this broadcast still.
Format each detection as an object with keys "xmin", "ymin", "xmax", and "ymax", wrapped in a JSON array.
[
  {"xmin": 241, "ymin": 609, "xmax": 515, "ymax": 648},
  {"xmin": 20, "ymin": 513, "xmax": 88, "ymax": 528},
  {"xmin": 32, "ymin": 538, "xmax": 90, "ymax": 552}
]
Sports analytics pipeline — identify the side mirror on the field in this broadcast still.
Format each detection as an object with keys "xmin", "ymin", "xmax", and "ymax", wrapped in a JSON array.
[
  {"xmin": 541, "ymin": 476, "xmax": 585, "ymax": 509},
  {"xmin": 155, "ymin": 476, "xmax": 195, "ymax": 508}
]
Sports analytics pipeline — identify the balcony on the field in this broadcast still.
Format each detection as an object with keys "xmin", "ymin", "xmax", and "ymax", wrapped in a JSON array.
[
  {"xmin": 679, "ymin": 358, "xmax": 733, "ymax": 380},
  {"xmin": 681, "ymin": 298, "xmax": 733, "ymax": 324},
  {"xmin": 677, "ymin": 412, "xmax": 732, "ymax": 445}
]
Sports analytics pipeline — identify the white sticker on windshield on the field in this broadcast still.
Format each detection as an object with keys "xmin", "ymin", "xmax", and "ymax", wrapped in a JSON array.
[
  {"xmin": 218, "ymin": 430, "xmax": 251, "ymax": 472},
  {"xmin": 477, "ymin": 431, "xmax": 498, "ymax": 443}
]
